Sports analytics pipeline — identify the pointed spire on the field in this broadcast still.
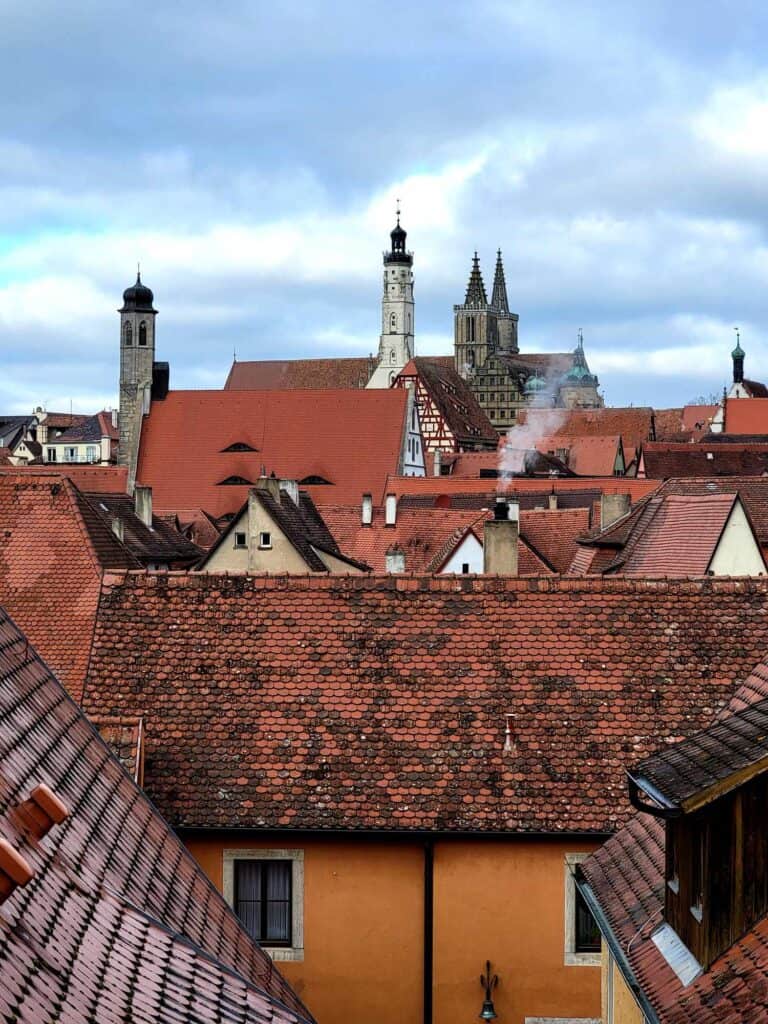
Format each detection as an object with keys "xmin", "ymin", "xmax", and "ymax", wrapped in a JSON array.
[
  {"xmin": 465, "ymin": 252, "xmax": 488, "ymax": 306},
  {"xmin": 491, "ymin": 249, "xmax": 509, "ymax": 313}
]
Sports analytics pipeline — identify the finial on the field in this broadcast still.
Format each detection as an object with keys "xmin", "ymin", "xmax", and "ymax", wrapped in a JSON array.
[
  {"xmin": 396, "ymin": 198, "xmax": 401, "ymax": 226},
  {"xmin": 735, "ymin": 326, "xmax": 740, "ymax": 345},
  {"xmin": 578, "ymin": 327, "xmax": 584, "ymax": 347},
  {"xmin": 137, "ymin": 261, "xmax": 141, "ymax": 283}
]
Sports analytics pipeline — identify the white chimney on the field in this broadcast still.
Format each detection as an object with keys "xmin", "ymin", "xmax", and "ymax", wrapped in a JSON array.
[
  {"xmin": 280, "ymin": 479, "xmax": 300, "ymax": 506},
  {"xmin": 134, "ymin": 485, "xmax": 153, "ymax": 528},
  {"xmin": 548, "ymin": 494, "xmax": 558, "ymax": 510},
  {"xmin": 111, "ymin": 517, "xmax": 124, "ymax": 542},
  {"xmin": 600, "ymin": 493, "xmax": 631, "ymax": 530},
  {"xmin": 362, "ymin": 494, "xmax": 373, "ymax": 526},
  {"xmin": 433, "ymin": 450, "xmax": 442, "ymax": 477},
  {"xmin": 483, "ymin": 499, "xmax": 519, "ymax": 575},
  {"xmin": 385, "ymin": 493, "xmax": 397, "ymax": 527},
  {"xmin": 111, "ymin": 409, "xmax": 118, "ymax": 429}
]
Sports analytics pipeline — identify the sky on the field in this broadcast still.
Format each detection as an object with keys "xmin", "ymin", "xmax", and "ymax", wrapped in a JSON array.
[{"xmin": 2, "ymin": 0, "xmax": 768, "ymax": 413}]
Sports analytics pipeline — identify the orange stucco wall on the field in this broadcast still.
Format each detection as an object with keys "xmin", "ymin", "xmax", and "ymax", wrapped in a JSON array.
[{"xmin": 185, "ymin": 834, "xmax": 602, "ymax": 1024}]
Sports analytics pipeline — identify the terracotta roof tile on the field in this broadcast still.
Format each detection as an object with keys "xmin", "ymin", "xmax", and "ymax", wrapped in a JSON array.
[
  {"xmin": 723, "ymin": 397, "xmax": 768, "ymax": 434},
  {"xmin": 579, "ymin": 659, "xmax": 768, "ymax": 1024},
  {"xmin": 0, "ymin": 606, "xmax": 314, "ymax": 1023},
  {"xmin": 136, "ymin": 389, "xmax": 413, "ymax": 514},
  {"xmin": 225, "ymin": 357, "xmax": 374, "ymax": 389},
  {"xmin": 657, "ymin": 477, "xmax": 768, "ymax": 546},
  {"xmin": 397, "ymin": 357, "xmax": 498, "ymax": 446},
  {"xmin": 382, "ymin": 473, "xmax": 658, "ymax": 502},
  {"xmin": 534, "ymin": 434, "xmax": 624, "ymax": 476},
  {"xmin": 0, "ymin": 463, "xmax": 128, "ymax": 492},
  {"xmin": 641, "ymin": 441, "xmax": 768, "ymax": 478},
  {"xmin": 83, "ymin": 573, "xmax": 768, "ymax": 834},
  {"xmin": 0, "ymin": 473, "xmax": 138, "ymax": 699},
  {"xmin": 518, "ymin": 406, "xmax": 655, "ymax": 453}
]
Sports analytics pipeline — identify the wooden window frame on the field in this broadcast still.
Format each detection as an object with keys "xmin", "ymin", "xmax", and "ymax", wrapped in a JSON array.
[{"xmin": 223, "ymin": 848, "xmax": 304, "ymax": 962}]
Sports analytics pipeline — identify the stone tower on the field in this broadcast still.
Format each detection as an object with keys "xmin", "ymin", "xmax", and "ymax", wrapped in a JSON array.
[
  {"xmin": 367, "ymin": 209, "xmax": 415, "ymax": 388},
  {"xmin": 490, "ymin": 250, "xmax": 519, "ymax": 353},
  {"xmin": 454, "ymin": 253, "xmax": 498, "ymax": 379},
  {"xmin": 118, "ymin": 271, "xmax": 157, "ymax": 485}
]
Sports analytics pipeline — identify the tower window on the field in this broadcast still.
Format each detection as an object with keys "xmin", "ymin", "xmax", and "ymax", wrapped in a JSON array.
[
  {"xmin": 124, "ymin": 322, "xmax": 133, "ymax": 347},
  {"xmin": 390, "ymin": 312, "xmax": 397, "ymax": 333},
  {"xmin": 139, "ymin": 321, "xmax": 147, "ymax": 346}
]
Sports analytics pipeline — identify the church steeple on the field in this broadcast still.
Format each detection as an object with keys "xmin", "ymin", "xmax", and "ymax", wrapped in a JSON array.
[
  {"xmin": 465, "ymin": 252, "xmax": 488, "ymax": 307},
  {"xmin": 491, "ymin": 249, "xmax": 509, "ymax": 314},
  {"xmin": 367, "ymin": 205, "xmax": 415, "ymax": 388},
  {"xmin": 732, "ymin": 327, "xmax": 745, "ymax": 384}
]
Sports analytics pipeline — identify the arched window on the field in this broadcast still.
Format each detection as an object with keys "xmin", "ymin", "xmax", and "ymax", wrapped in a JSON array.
[
  {"xmin": 124, "ymin": 321, "xmax": 133, "ymax": 346},
  {"xmin": 407, "ymin": 313, "xmax": 411, "ymax": 333},
  {"xmin": 390, "ymin": 349, "xmax": 396, "ymax": 363},
  {"xmin": 467, "ymin": 349, "xmax": 476, "ymax": 369},
  {"xmin": 390, "ymin": 312, "xmax": 397, "ymax": 333},
  {"xmin": 139, "ymin": 321, "xmax": 147, "ymax": 346}
]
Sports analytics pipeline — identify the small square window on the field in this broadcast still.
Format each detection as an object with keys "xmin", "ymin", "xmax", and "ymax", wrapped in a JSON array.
[
  {"xmin": 461, "ymin": 563, "xmax": 470, "ymax": 574},
  {"xmin": 259, "ymin": 531, "xmax": 272, "ymax": 549},
  {"xmin": 234, "ymin": 532, "xmax": 247, "ymax": 549}
]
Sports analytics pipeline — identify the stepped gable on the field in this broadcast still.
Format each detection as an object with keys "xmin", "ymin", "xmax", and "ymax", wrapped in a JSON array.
[
  {"xmin": 225, "ymin": 357, "xmax": 374, "ymax": 390},
  {"xmin": 0, "ymin": 473, "xmax": 138, "ymax": 699},
  {"xmin": 85, "ymin": 573, "xmax": 768, "ymax": 835},
  {"xmin": 641, "ymin": 441, "xmax": 768, "ymax": 478},
  {"xmin": 136, "ymin": 388, "xmax": 412, "ymax": 515},
  {"xmin": 579, "ymin": 659, "xmax": 768, "ymax": 1024},
  {"xmin": 0, "ymin": 606, "xmax": 314, "ymax": 1024}
]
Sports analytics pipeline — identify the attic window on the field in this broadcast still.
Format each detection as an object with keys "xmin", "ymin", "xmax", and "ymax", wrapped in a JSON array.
[
  {"xmin": 217, "ymin": 476, "xmax": 254, "ymax": 486},
  {"xmin": 258, "ymin": 531, "xmax": 272, "ymax": 549},
  {"xmin": 221, "ymin": 442, "xmax": 258, "ymax": 453},
  {"xmin": 234, "ymin": 532, "xmax": 247, "ymax": 549},
  {"xmin": 299, "ymin": 475, "xmax": 332, "ymax": 485}
]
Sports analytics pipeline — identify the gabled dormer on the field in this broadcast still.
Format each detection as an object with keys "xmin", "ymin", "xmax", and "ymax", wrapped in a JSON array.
[{"xmin": 628, "ymin": 696, "xmax": 768, "ymax": 973}]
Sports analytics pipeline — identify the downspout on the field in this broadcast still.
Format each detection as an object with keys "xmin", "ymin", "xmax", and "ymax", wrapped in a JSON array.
[{"xmin": 424, "ymin": 839, "xmax": 434, "ymax": 1024}]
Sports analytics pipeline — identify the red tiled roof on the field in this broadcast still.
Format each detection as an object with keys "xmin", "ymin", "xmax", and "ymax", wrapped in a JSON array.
[
  {"xmin": 92, "ymin": 714, "xmax": 144, "ymax": 783},
  {"xmin": 534, "ymin": 434, "xmax": 623, "ymax": 476},
  {"xmin": 579, "ymin": 659, "xmax": 768, "ymax": 1024},
  {"xmin": 0, "ymin": 448, "xmax": 11, "ymax": 465},
  {"xmin": 321, "ymin": 504, "xmax": 572, "ymax": 574},
  {"xmin": 173, "ymin": 507, "xmax": 222, "ymax": 549},
  {"xmin": 397, "ymin": 357, "xmax": 498, "ymax": 446},
  {"xmin": 225, "ymin": 357, "xmax": 374, "ymax": 389},
  {"xmin": 83, "ymin": 573, "xmax": 768, "ymax": 834},
  {"xmin": 382, "ymin": 473, "xmax": 658, "ymax": 501},
  {"xmin": 0, "ymin": 463, "xmax": 129, "ymax": 492},
  {"xmin": 0, "ymin": 606, "xmax": 314, "ymax": 1024},
  {"xmin": 0, "ymin": 474, "xmax": 138, "ymax": 700},
  {"xmin": 682, "ymin": 404, "xmax": 718, "ymax": 434},
  {"xmin": 656, "ymin": 477, "xmax": 768, "ymax": 546},
  {"xmin": 641, "ymin": 440, "xmax": 768, "ymax": 478},
  {"xmin": 517, "ymin": 406, "xmax": 655, "ymax": 452},
  {"xmin": 723, "ymin": 397, "xmax": 768, "ymax": 435},
  {"xmin": 136, "ymin": 389, "xmax": 412, "ymax": 515},
  {"xmin": 40, "ymin": 411, "xmax": 90, "ymax": 430}
]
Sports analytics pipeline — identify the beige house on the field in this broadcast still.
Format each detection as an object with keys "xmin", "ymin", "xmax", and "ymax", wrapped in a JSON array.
[{"xmin": 200, "ymin": 478, "xmax": 369, "ymax": 574}]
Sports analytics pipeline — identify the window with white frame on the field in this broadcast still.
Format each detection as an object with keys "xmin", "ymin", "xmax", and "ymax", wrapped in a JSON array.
[
  {"xmin": 223, "ymin": 849, "xmax": 304, "ymax": 961},
  {"xmin": 258, "ymin": 531, "xmax": 272, "ymax": 549},
  {"xmin": 564, "ymin": 853, "xmax": 601, "ymax": 966}
]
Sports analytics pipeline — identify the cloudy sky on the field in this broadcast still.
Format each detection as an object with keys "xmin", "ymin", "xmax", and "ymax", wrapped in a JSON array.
[{"xmin": 2, "ymin": 0, "xmax": 768, "ymax": 413}]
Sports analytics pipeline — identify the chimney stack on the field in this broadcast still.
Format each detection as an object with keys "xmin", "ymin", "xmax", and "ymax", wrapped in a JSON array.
[
  {"xmin": 600, "ymin": 492, "xmax": 631, "ymax": 530},
  {"xmin": 362, "ymin": 494, "xmax": 373, "ymax": 526},
  {"xmin": 111, "ymin": 517, "xmax": 124, "ymax": 542},
  {"xmin": 483, "ymin": 499, "xmax": 519, "ymax": 575},
  {"xmin": 385, "ymin": 493, "xmax": 397, "ymax": 527},
  {"xmin": 134, "ymin": 485, "xmax": 153, "ymax": 527},
  {"xmin": 257, "ymin": 475, "xmax": 281, "ymax": 503},
  {"xmin": 433, "ymin": 450, "xmax": 442, "ymax": 477},
  {"xmin": 548, "ymin": 493, "xmax": 558, "ymax": 510},
  {"xmin": 280, "ymin": 479, "xmax": 300, "ymax": 506}
]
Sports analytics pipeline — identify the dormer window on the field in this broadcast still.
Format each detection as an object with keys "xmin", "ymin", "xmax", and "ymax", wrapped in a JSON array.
[
  {"xmin": 217, "ymin": 476, "xmax": 254, "ymax": 486},
  {"xmin": 221, "ymin": 442, "xmax": 258, "ymax": 453},
  {"xmin": 299, "ymin": 475, "xmax": 332, "ymax": 485}
]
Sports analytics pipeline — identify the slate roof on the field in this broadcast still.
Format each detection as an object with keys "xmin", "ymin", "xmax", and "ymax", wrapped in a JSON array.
[
  {"xmin": 0, "ymin": 606, "xmax": 314, "ymax": 1024},
  {"xmin": 578, "ymin": 661, "xmax": 768, "ymax": 1024},
  {"xmin": 398, "ymin": 358, "xmax": 498, "ymax": 447},
  {"xmin": 518, "ymin": 406, "xmax": 655, "ymax": 453},
  {"xmin": 82, "ymin": 574, "xmax": 768, "ymax": 835},
  {"xmin": 723, "ymin": 397, "xmax": 768, "ymax": 434},
  {"xmin": 136, "ymin": 389, "xmax": 413, "ymax": 514},
  {"xmin": 0, "ymin": 473, "xmax": 138, "ymax": 699},
  {"xmin": 641, "ymin": 441, "xmax": 768, "ymax": 478},
  {"xmin": 85, "ymin": 492, "xmax": 203, "ymax": 566},
  {"xmin": 48, "ymin": 410, "xmax": 118, "ymax": 445},
  {"xmin": 225, "ymin": 357, "xmax": 374, "ymax": 390}
]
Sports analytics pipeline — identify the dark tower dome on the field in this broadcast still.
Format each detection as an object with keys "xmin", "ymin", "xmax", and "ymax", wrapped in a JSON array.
[
  {"xmin": 384, "ymin": 206, "xmax": 413, "ymax": 266},
  {"xmin": 120, "ymin": 270, "xmax": 156, "ymax": 312}
]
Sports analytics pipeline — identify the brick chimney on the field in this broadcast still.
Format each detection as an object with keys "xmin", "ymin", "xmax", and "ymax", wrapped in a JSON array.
[
  {"xmin": 600, "ymin": 493, "xmax": 631, "ymax": 530},
  {"xmin": 483, "ymin": 499, "xmax": 519, "ymax": 575},
  {"xmin": 134, "ymin": 485, "xmax": 153, "ymax": 527}
]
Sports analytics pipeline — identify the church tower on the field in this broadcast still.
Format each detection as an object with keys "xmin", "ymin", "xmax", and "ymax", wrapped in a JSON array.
[
  {"xmin": 454, "ymin": 253, "xmax": 498, "ymax": 379},
  {"xmin": 490, "ymin": 250, "xmax": 519, "ymax": 353},
  {"xmin": 118, "ymin": 270, "xmax": 157, "ymax": 484},
  {"xmin": 367, "ymin": 208, "xmax": 415, "ymax": 388}
]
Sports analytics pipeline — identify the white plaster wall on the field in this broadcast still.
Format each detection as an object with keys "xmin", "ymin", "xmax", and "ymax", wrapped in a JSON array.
[
  {"xmin": 401, "ymin": 390, "xmax": 426, "ymax": 477},
  {"xmin": 708, "ymin": 500, "xmax": 767, "ymax": 575},
  {"xmin": 440, "ymin": 533, "xmax": 483, "ymax": 574}
]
